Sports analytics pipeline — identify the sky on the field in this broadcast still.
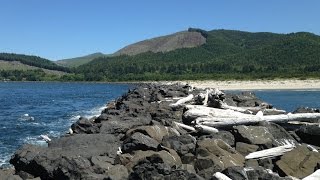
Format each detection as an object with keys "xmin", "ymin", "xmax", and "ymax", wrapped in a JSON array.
[{"xmin": 0, "ymin": 0, "xmax": 319, "ymax": 60}]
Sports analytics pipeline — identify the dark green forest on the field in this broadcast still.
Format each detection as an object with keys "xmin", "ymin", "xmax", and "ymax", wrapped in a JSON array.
[
  {"xmin": 1, "ymin": 29, "xmax": 320, "ymax": 81},
  {"xmin": 74, "ymin": 29, "xmax": 320, "ymax": 81}
]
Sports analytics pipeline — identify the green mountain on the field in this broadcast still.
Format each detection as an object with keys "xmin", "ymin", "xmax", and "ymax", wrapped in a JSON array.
[
  {"xmin": 113, "ymin": 31, "xmax": 206, "ymax": 56},
  {"xmin": 0, "ymin": 53, "xmax": 70, "ymax": 81},
  {"xmin": 55, "ymin": 52, "xmax": 105, "ymax": 67},
  {"xmin": 75, "ymin": 29, "xmax": 320, "ymax": 81}
]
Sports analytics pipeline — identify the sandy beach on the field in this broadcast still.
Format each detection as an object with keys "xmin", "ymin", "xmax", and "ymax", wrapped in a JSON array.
[{"xmin": 158, "ymin": 79, "xmax": 320, "ymax": 90}]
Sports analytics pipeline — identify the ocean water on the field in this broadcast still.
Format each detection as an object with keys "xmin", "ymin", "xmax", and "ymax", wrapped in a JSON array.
[
  {"xmin": 0, "ymin": 83, "xmax": 320, "ymax": 168},
  {"xmin": 0, "ymin": 82, "xmax": 131, "ymax": 167},
  {"xmin": 253, "ymin": 89, "xmax": 320, "ymax": 112}
]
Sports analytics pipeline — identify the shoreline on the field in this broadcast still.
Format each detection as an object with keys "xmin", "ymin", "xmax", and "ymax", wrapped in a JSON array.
[
  {"xmin": 2, "ymin": 79, "xmax": 320, "ymax": 90},
  {"xmin": 154, "ymin": 79, "xmax": 320, "ymax": 90}
]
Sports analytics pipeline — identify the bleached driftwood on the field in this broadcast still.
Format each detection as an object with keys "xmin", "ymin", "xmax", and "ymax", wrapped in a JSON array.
[
  {"xmin": 245, "ymin": 144, "xmax": 296, "ymax": 159},
  {"xmin": 183, "ymin": 105, "xmax": 320, "ymax": 128},
  {"xmin": 174, "ymin": 122, "xmax": 219, "ymax": 134},
  {"xmin": 219, "ymin": 102, "xmax": 286, "ymax": 115},
  {"xmin": 212, "ymin": 172, "xmax": 232, "ymax": 180},
  {"xmin": 195, "ymin": 124, "xmax": 219, "ymax": 134},
  {"xmin": 203, "ymin": 88, "xmax": 286, "ymax": 115},
  {"xmin": 174, "ymin": 122, "xmax": 196, "ymax": 132},
  {"xmin": 169, "ymin": 94, "xmax": 194, "ymax": 108},
  {"xmin": 302, "ymin": 169, "xmax": 320, "ymax": 180}
]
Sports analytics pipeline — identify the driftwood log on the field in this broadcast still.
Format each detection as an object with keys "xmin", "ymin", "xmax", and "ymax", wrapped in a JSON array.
[
  {"xmin": 169, "ymin": 94, "xmax": 194, "ymax": 108},
  {"xmin": 245, "ymin": 144, "xmax": 296, "ymax": 159},
  {"xmin": 183, "ymin": 105, "xmax": 320, "ymax": 128}
]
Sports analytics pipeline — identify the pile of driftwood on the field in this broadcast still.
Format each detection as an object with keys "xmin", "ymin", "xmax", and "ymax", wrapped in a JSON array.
[{"xmin": 171, "ymin": 87, "xmax": 320, "ymax": 179}]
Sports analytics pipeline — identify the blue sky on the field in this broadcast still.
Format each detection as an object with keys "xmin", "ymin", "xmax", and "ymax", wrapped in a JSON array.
[{"xmin": 0, "ymin": 0, "xmax": 319, "ymax": 60}]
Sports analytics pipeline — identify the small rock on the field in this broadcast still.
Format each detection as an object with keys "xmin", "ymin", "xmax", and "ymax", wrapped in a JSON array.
[
  {"xmin": 222, "ymin": 166, "xmax": 248, "ymax": 180},
  {"xmin": 245, "ymin": 166, "xmax": 293, "ymax": 180}
]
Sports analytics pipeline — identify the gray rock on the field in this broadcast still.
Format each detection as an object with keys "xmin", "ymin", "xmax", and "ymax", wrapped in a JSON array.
[
  {"xmin": 258, "ymin": 158, "xmax": 274, "ymax": 170},
  {"xmin": 196, "ymin": 139, "xmax": 245, "ymax": 169},
  {"xmin": 236, "ymin": 142, "xmax": 259, "ymax": 156},
  {"xmin": 106, "ymin": 165, "xmax": 129, "ymax": 180},
  {"xmin": 11, "ymin": 134, "xmax": 120, "ymax": 179},
  {"xmin": 0, "ymin": 169, "xmax": 22, "ymax": 180},
  {"xmin": 296, "ymin": 125, "xmax": 320, "ymax": 146},
  {"xmin": 221, "ymin": 166, "xmax": 248, "ymax": 180},
  {"xmin": 276, "ymin": 145, "xmax": 320, "ymax": 178},
  {"xmin": 233, "ymin": 125, "xmax": 274, "ymax": 146},
  {"xmin": 117, "ymin": 149, "xmax": 182, "ymax": 171},
  {"xmin": 162, "ymin": 134, "xmax": 196, "ymax": 155},
  {"xmin": 71, "ymin": 117, "xmax": 101, "ymax": 134},
  {"xmin": 99, "ymin": 116, "xmax": 151, "ymax": 135},
  {"xmin": 122, "ymin": 132, "xmax": 160, "ymax": 153},
  {"xmin": 245, "ymin": 166, "xmax": 293, "ymax": 180},
  {"xmin": 293, "ymin": 107, "xmax": 320, "ymax": 114},
  {"xmin": 181, "ymin": 153, "xmax": 196, "ymax": 164},
  {"xmin": 259, "ymin": 121, "xmax": 297, "ymax": 146},
  {"xmin": 126, "ymin": 125, "xmax": 180, "ymax": 143},
  {"xmin": 200, "ymin": 131, "xmax": 235, "ymax": 146},
  {"xmin": 129, "ymin": 154, "xmax": 201, "ymax": 180}
]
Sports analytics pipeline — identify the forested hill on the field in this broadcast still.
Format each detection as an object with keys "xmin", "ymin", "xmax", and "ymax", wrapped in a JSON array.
[
  {"xmin": 0, "ymin": 53, "xmax": 70, "ymax": 72},
  {"xmin": 75, "ymin": 29, "xmax": 320, "ymax": 81},
  {"xmin": 0, "ymin": 53, "xmax": 71, "ymax": 81}
]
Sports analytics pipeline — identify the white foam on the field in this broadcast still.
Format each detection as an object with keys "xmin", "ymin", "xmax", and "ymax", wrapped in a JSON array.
[{"xmin": 19, "ymin": 114, "xmax": 35, "ymax": 121}]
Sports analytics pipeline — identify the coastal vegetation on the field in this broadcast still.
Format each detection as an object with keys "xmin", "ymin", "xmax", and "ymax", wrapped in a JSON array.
[
  {"xmin": 75, "ymin": 29, "xmax": 320, "ymax": 81},
  {"xmin": 2, "ymin": 29, "xmax": 320, "ymax": 81}
]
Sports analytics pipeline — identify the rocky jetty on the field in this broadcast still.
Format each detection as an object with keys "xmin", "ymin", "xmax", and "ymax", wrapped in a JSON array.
[{"xmin": 2, "ymin": 83, "xmax": 320, "ymax": 180}]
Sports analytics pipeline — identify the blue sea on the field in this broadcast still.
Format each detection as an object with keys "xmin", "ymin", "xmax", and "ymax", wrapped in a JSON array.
[
  {"xmin": 0, "ymin": 82, "xmax": 131, "ymax": 167},
  {"xmin": 0, "ymin": 83, "xmax": 320, "ymax": 168}
]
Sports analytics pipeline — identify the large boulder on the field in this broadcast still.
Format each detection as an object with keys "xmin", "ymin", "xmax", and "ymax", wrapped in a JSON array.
[
  {"xmin": 116, "ymin": 149, "xmax": 182, "ymax": 171},
  {"xmin": 128, "ymin": 155, "xmax": 201, "ymax": 180},
  {"xmin": 71, "ymin": 117, "xmax": 101, "ymax": 134},
  {"xmin": 196, "ymin": 139, "xmax": 245, "ymax": 170},
  {"xmin": 258, "ymin": 122, "xmax": 298, "ymax": 146},
  {"xmin": 161, "ymin": 134, "xmax": 196, "ymax": 156},
  {"xmin": 194, "ymin": 155, "xmax": 224, "ymax": 179},
  {"xmin": 276, "ymin": 145, "xmax": 320, "ymax": 178},
  {"xmin": 233, "ymin": 125, "xmax": 274, "ymax": 146},
  {"xmin": 10, "ymin": 134, "xmax": 120, "ymax": 179},
  {"xmin": 232, "ymin": 92, "xmax": 270, "ymax": 107},
  {"xmin": 199, "ymin": 131, "xmax": 235, "ymax": 146},
  {"xmin": 122, "ymin": 132, "xmax": 160, "ymax": 153},
  {"xmin": 125, "ymin": 125, "xmax": 180, "ymax": 143},
  {"xmin": 99, "ymin": 116, "xmax": 151, "ymax": 135},
  {"xmin": 296, "ymin": 125, "xmax": 320, "ymax": 146}
]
